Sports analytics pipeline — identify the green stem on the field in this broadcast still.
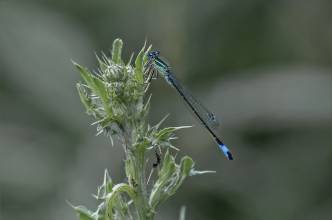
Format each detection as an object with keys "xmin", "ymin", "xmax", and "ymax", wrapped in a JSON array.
[{"xmin": 132, "ymin": 149, "xmax": 154, "ymax": 220}]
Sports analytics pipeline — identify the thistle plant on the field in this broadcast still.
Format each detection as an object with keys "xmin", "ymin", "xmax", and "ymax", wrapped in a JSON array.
[{"xmin": 71, "ymin": 38, "xmax": 212, "ymax": 220}]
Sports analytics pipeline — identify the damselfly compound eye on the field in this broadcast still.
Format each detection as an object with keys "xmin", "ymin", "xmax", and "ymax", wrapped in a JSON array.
[{"xmin": 148, "ymin": 51, "xmax": 160, "ymax": 59}]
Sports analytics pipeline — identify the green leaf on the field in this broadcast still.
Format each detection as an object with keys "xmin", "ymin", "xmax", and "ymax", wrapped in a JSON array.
[
  {"xmin": 149, "ymin": 150, "xmax": 177, "ymax": 208},
  {"xmin": 73, "ymin": 62, "xmax": 112, "ymax": 115},
  {"xmin": 73, "ymin": 61, "xmax": 95, "ymax": 88},
  {"xmin": 105, "ymin": 183, "xmax": 136, "ymax": 219},
  {"xmin": 179, "ymin": 156, "xmax": 194, "ymax": 178},
  {"xmin": 149, "ymin": 152, "xmax": 197, "ymax": 209},
  {"xmin": 134, "ymin": 43, "xmax": 146, "ymax": 84},
  {"xmin": 76, "ymin": 83, "xmax": 94, "ymax": 115},
  {"xmin": 90, "ymin": 76, "xmax": 110, "ymax": 110},
  {"xmin": 103, "ymin": 169, "xmax": 113, "ymax": 194},
  {"xmin": 72, "ymin": 205, "xmax": 95, "ymax": 220},
  {"xmin": 143, "ymin": 44, "xmax": 152, "ymax": 64},
  {"xmin": 155, "ymin": 126, "xmax": 191, "ymax": 142}
]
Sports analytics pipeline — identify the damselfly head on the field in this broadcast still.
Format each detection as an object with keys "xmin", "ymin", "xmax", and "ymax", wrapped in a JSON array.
[{"xmin": 148, "ymin": 51, "xmax": 160, "ymax": 60}]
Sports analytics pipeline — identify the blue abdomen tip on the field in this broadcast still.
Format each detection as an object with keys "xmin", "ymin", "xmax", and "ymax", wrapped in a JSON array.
[{"xmin": 219, "ymin": 144, "xmax": 234, "ymax": 160}]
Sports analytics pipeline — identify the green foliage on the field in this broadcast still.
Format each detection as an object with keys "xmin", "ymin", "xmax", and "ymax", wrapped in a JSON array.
[{"xmin": 72, "ymin": 38, "xmax": 211, "ymax": 220}]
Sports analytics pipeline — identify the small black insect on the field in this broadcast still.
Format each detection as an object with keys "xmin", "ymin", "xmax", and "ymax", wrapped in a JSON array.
[
  {"xmin": 130, "ymin": 177, "xmax": 138, "ymax": 187},
  {"xmin": 152, "ymin": 150, "xmax": 161, "ymax": 168}
]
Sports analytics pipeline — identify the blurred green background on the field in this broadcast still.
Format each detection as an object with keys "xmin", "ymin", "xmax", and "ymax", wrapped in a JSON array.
[{"xmin": 1, "ymin": 0, "xmax": 331, "ymax": 219}]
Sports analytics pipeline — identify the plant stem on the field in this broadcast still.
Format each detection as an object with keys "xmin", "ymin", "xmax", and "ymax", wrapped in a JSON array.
[{"xmin": 133, "ymin": 150, "xmax": 153, "ymax": 220}]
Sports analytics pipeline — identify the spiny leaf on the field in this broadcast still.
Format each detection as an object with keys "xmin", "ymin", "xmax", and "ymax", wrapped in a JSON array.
[
  {"xmin": 142, "ymin": 93, "xmax": 152, "ymax": 113},
  {"xmin": 154, "ymin": 114, "xmax": 169, "ymax": 130},
  {"xmin": 96, "ymin": 53, "xmax": 108, "ymax": 73},
  {"xmin": 155, "ymin": 126, "xmax": 191, "ymax": 141},
  {"xmin": 149, "ymin": 152, "xmax": 197, "ymax": 209},
  {"xmin": 73, "ymin": 61, "xmax": 95, "ymax": 88},
  {"xmin": 104, "ymin": 169, "xmax": 113, "ymax": 194},
  {"xmin": 127, "ymin": 52, "xmax": 134, "ymax": 66},
  {"xmin": 73, "ymin": 62, "xmax": 110, "ymax": 114},
  {"xmin": 134, "ymin": 43, "xmax": 146, "ymax": 84},
  {"xmin": 71, "ymin": 205, "xmax": 95, "ymax": 220},
  {"xmin": 91, "ymin": 79, "xmax": 112, "ymax": 115},
  {"xmin": 179, "ymin": 156, "xmax": 194, "ymax": 177},
  {"xmin": 149, "ymin": 150, "xmax": 177, "ymax": 208},
  {"xmin": 189, "ymin": 170, "xmax": 216, "ymax": 176},
  {"xmin": 76, "ymin": 83, "xmax": 94, "ymax": 115},
  {"xmin": 105, "ymin": 183, "xmax": 136, "ymax": 218},
  {"xmin": 94, "ymin": 169, "xmax": 114, "ymax": 200},
  {"xmin": 143, "ymin": 44, "xmax": 152, "ymax": 64}
]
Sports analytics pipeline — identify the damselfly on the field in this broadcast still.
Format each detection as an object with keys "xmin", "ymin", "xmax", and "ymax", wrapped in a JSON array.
[{"xmin": 144, "ymin": 51, "xmax": 233, "ymax": 160}]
